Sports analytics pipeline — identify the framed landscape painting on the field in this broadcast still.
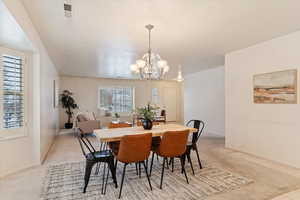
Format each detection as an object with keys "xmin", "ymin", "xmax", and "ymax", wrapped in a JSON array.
[{"xmin": 253, "ymin": 69, "xmax": 297, "ymax": 104}]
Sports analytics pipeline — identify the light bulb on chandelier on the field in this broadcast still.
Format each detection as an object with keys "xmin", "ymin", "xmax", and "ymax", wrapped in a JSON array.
[{"xmin": 177, "ymin": 65, "xmax": 184, "ymax": 82}]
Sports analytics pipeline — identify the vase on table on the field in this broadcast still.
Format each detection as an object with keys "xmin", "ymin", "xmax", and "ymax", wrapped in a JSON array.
[{"xmin": 142, "ymin": 119, "xmax": 153, "ymax": 130}]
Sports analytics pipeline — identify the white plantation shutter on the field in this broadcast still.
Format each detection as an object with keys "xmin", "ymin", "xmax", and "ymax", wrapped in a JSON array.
[{"xmin": 0, "ymin": 48, "xmax": 26, "ymax": 136}]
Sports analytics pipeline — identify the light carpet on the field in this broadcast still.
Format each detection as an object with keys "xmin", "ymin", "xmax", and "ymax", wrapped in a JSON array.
[{"xmin": 41, "ymin": 158, "xmax": 253, "ymax": 200}]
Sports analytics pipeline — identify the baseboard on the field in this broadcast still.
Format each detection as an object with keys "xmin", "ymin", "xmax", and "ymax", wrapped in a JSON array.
[
  {"xmin": 225, "ymin": 146, "xmax": 300, "ymax": 170},
  {"xmin": 41, "ymin": 134, "xmax": 57, "ymax": 164},
  {"xmin": 203, "ymin": 131, "xmax": 225, "ymax": 138},
  {"xmin": 0, "ymin": 162, "xmax": 39, "ymax": 179}
]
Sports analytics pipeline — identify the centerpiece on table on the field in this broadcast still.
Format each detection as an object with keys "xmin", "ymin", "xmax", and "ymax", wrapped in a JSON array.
[{"xmin": 135, "ymin": 103, "xmax": 159, "ymax": 130}]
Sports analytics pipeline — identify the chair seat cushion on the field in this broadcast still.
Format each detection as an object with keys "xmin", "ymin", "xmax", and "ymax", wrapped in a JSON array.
[
  {"xmin": 86, "ymin": 150, "xmax": 113, "ymax": 160},
  {"xmin": 77, "ymin": 114, "xmax": 88, "ymax": 122}
]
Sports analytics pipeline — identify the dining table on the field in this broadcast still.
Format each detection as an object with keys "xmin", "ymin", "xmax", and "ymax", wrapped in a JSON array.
[
  {"xmin": 93, "ymin": 123, "xmax": 198, "ymax": 189},
  {"xmin": 94, "ymin": 123, "xmax": 198, "ymax": 142}
]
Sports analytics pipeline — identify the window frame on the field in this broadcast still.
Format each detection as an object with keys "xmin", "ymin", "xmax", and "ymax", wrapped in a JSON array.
[
  {"xmin": 0, "ymin": 47, "xmax": 28, "ymax": 139},
  {"xmin": 151, "ymin": 87, "xmax": 159, "ymax": 105},
  {"xmin": 98, "ymin": 86, "xmax": 135, "ymax": 116}
]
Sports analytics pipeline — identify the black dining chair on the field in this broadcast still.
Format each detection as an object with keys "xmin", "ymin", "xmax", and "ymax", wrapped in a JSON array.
[
  {"xmin": 76, "ymin": 129, "xmax": 118, "ymax": 194},
  {"xmin": 184, "ymin": 120, "xmax": 205, "ymax": 174}
]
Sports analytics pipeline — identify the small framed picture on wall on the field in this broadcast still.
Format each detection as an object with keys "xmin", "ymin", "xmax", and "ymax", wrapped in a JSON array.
[{"xmin": 53, "ymin": 80, "xmax": 59, "ymax": 108}]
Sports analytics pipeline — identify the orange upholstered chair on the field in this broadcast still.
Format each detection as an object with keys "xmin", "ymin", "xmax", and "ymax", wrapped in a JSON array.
[
  {"xmin": 108, "ymin": 122, "xmax": 131, "ymax": 129},
  {"xmin": 107, "ymin": 123, "xmax": 132, "ymax": 156},
  {"xmin": 150, "ymin": 130, "xmax": 190, "ymax": 189},
  {"xmin": 137, "ymin": 121, "xmax": 161, "ymax": 152},
  {"xmin": 116, "ymin": 133, "xmax": 153, "ymax": 198}
]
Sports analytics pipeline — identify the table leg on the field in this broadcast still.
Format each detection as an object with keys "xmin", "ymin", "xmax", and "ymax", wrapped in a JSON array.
[{"xmin": 108, "ymin": 157, "xmax": 118, "ymax": 188}]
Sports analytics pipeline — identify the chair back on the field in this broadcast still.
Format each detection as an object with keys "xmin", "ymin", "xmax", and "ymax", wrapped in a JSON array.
[
  {"xmin": 77, "ymin": 114, "xmax": 88, "ymax": 122},
  {"xmin": 158, "ymin": 130, "xmax": 189, "ymax": 157},
  {"xmin": 117, "ymin": 133, "xmax": 152, "ymax": 163},
  {"xmin": 161, "ymin": 110, "xmax": 166, "ymax": 117},
  {"xmin": 186, "ymin": 120, "xmax": 205, "ymax": 144},
  {"xmin": 78, "ymin": 120, "xmax": 101, "ymax": 134},
  {"xmin": 108, "ymin": 122, "xmax": 131, "ymax": 129},
  {"xmin": 76, "ymin": 129, "xmax": 96, "ymax": 158}
]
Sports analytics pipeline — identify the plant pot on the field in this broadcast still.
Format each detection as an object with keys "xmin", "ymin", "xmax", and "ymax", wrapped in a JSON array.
[
  {"xmin": 65, "ymin": 123, "xmax": 73, "ymax": 129},
  {"xmin": 142, "ymin": 119, "xmax": 153, "ymax": 130}
]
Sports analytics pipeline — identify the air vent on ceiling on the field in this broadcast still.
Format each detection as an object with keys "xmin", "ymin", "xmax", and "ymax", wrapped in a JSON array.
[{"xmin": 64, "ymin": 3, "xmax": 72, "ymax": 17}]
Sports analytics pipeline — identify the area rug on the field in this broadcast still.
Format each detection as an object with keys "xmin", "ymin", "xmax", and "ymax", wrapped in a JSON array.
[{"xmin": 41, "ymin": 158, "xmax": 253, "ymax": 200}]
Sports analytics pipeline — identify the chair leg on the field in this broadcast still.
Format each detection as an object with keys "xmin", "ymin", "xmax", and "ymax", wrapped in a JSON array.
[
  {"xmin": 103, "ymin": 165, "xmax": 110, "ymax": 195},
  {"xmin": 166, "ymin": 158, "xmax": 169, "ymax": 169},
  {"xmin": 135, "ymin": 163, "xmax": 139, "ymax": 176},
  {"xmin": 187, "ymin": 152, "xmax": 195, "ymax": 175},
  {"xmin": 95, "ymin": 163, "xmax": 101, "ymax": 175},
  {"xmin": 108, "ymin": 158, "xmax": 118, "ymax": 188},
  {"xmin": 118, "ymin": 163, "xmax": 127, "ymax": 199},
  {"xmin": 160, "ymin": 158, "xmax": 166, "ymax": 189},
  {"xmin": 146, "ymin": 158, "xmax": 149, "ymax": 171},
  {"xmin": 171, "ymin": 158, "xmax": 174, "ymax": 173},
  {"xmin": 180, "ymin": 156, "xmax": 189, "ymax": 184},
  {"xmin": 139, "ymin": 162, "xmax": 141, "ymax": 178},
  {"xmin": 83, "ymin": 160, "xmax": 95, "ymax": 193},
  {"xmin": 168, "ymin": 158, "xmax": 173, "ymax": 165},
  {"xmin": 101, "ymin": 163, "xmax": 107, "ymax": 194},
  {"xmin": 115, "ymin": 159, "xmax": 118, "ymax": 169},
  {"xmin": 150, "ymin": 152, "xmax": 155, "ymax": 176},
  {"xmin": 181, "ymin": 154, "xmax": 186, "ymax": 174},
  {"xmin": 142, "ymin": 161, "xmax": 152, "ymax": 191},
  {"xmin": 194, "ymin": 146, "xmax": 203, "ymax": 169}
]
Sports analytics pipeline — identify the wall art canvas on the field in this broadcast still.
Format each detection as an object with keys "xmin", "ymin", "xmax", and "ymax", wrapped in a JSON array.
[{"xmin": 253, "ymin": 69, "xmax": 297, "ymax": 104}]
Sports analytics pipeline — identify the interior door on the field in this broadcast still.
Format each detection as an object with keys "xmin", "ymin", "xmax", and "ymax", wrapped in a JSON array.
[{"xmin": 163, "ymin": 87, "xmax": 177, "ymax": 122}]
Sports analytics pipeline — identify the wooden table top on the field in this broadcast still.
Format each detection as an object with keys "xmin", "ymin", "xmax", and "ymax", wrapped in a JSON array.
[{"xmin": 94, "ymin": 123, "xmax": 198, "ymax": 142}]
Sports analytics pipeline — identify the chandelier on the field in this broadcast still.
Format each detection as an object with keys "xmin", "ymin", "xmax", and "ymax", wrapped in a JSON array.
[{"xmin": 130, "ymin": 24, "xmax": 169, "ymax": 80}]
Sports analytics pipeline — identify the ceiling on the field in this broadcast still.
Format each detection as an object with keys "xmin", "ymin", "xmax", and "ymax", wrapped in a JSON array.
[
  {"xmin": 0, "ymin": 0, "xmax": 33, "ymax": 51},
  {"xmin": 20, "ymin": 0, "xmax": 300, "ymax": 79}
]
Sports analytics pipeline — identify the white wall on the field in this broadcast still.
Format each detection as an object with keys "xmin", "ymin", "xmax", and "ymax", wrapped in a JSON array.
[
  {"xmin": 0, "ymin": 0, "xmax": 59, "ymax": 177},
  {"xmin": 225, "ymin": 30, "xmax": 300, "ymax": 168},
  {"xmin": 39, "ymin": 51, "xmax": 60, "ymax": 161},
  {"xmin": 184, "ymin": 66, "xmax": 225, "ymax": 136},
  {"xmin": 59, "ymin": 76, "xmax": 183, "ymax": 128}
]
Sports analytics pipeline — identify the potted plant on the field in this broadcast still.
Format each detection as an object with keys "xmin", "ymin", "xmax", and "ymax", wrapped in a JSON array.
[
  {"xmin": 135, "ymin": 103, "xmax": 159, "ymax": 130},
  {"xmin": 60, "ymin": 90, "xmax": 79, "ymax": 129},
  {"xmin": 114, "ymin": 112, "xmax": 120, "ymax": 123}
]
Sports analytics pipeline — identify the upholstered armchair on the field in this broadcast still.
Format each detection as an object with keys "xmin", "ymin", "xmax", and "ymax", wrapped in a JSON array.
[{"xmin": 76, "ymin": 112, "xmax": 101, "ymax": 134}]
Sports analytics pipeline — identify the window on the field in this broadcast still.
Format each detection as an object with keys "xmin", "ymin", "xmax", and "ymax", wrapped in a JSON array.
[
  {"xmin": 99, "ymin": 87, "xmax": 134, "ymax": 114},
  {"xmin": 0, "ymin": 48, "xmax": 26, "ymax": 137},
  {"xmin": 151, "ymin": 88, "xmax": 159, "ymax": 104}
]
